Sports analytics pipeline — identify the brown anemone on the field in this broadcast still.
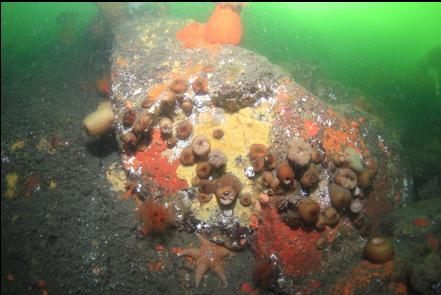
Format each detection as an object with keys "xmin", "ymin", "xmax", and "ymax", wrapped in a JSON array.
[
  {"xmin": 329, "ymin": 183, "xmax": 352, "ymax": 209},
  {"xmin": 212, "ymin": 128, "xmax": 224, "ymax": 139},
  {"xmin": 310, "ymin": 148, "xmax": 323, "ymax": 164},
  {"xmin": 199, "ymin": 179, "xmax": 213, "ymax": 194},
  {"xmin": 239, "ymin": 192, "xmax": 252, "ymax": 206},
  {"xmin": 323, "ymin": 207, "xmax": 340, "ymax": 227},
  {"xmin": 364, "ymin": 236, "xmax": 394, "ymax": 264},
  {"xmin": 249, "ymin": 144, "xmax": 268, "ymax": 161},
  {"xmin": 358, "ymin": 169, "xmax": 374, "ymax": 189},
  {"xmin": 297, "ymin": 198, "xmax": 320, "ymax": 223},
  {"xmin": 262, "ymin": 172, "xmax": 274, "ymax": 187},
  {"xmin": 181, "ymin": 100, "xmax": 193, "ymax": 114},
  {"xmin": 122, "ymin": 132, "xmax": 137, "ymax": 148},
  {"xmin": 166, "ymin": 136, "xmax": 178, "ymax": 148},
  {"xmin": 191, "ymin": 176, "xmax": 201, "ymax": 187},
  {"xmin": 300, "ymin": 165, "xmax": 320, "ymax": 189},
  {"xmin": 170, "ymin": 79, "xmax": 188, "ymax": 96},
  {"xmin": 265, "ymin": 153, "xmax": 278, "ymax": 170},
  {"xmin": 212, "ymin": 174, "xmax": 243, "ymax": 206},
  {"xmin": 208, "ymin": 149, "xmax": 228, "ymax": 169},
  {"xmin": 192, "ymin": 135, "xmax": 211, "ymax": 157},
  {"xmin": 276, "ymin": 161, "xmax": 295, "ymax": 186},
  {"xmin": 287, "ymin": 138, "xmax": 312, "ymax": 166},
  {"xmin": 133, "ymin": 114, "xmax": 153, "ymax": 134},
  {"xmin": 176, "ymin": 120, "xmax": 193, "ymax": 140},
  {"xmin": 159, "ymin": 117, "xmax": 173, "ymax": 136},
  {"xmin": 141, "ymin": 96, "xmax": 156, "ymax": 109},
  {"xmin": 315, "ymin": 213, "xmax": 326, "ymax": 230},
  {"xmin": 198, "ymin": 193, "xmax": 213, "ymax": 204},
  {"xmin": 335, "ymin": 168, "xmax": 358, "ymax": 190},
  {"xmin": 179, "ymin": 147, "xmax": 195, "ymax": 166},
  {"xmin": 192, "ymin": 77, "xmax": 208, "ymax": 95},
  {"xmin": 252, "ymin": 158, "xmax": 265, "ymax": 173},
  {"xmin": 196, "ymin": 162, "xmax": 212, "ymax": 179},
  {"xmin": 123, "ymin": 110, "xmax": 137, "ymax": 127},
  {"xmin": 363, "ymin": 157, "xmax": 378, "ymax": 174}
]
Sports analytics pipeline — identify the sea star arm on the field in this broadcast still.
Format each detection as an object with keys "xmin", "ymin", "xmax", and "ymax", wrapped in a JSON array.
[
  {"xmin": 210, "ymin": 258, "xmax": 228, "ymax": 285},
  {"xmin": 180, "ymin": 248, "xmax": 201, "ymax": 258},
  {"xmin": 195, "ymin": 257, "xmax": 210, "ymax": 287}
]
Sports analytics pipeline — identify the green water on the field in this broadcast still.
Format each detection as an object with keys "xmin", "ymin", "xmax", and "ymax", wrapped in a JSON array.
[{"xmin": 2, "ymin": 2, "xmax": 441, "ymax": 169}]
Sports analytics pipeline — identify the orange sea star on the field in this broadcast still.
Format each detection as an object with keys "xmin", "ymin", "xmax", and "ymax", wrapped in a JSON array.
[{"xmin": 179, "ymin": 233, "xmax": 233, "ymax": 287}]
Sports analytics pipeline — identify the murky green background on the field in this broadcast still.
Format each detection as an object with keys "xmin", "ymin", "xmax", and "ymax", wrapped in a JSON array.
[{"xmin": 2, "ymin": 2, "xmax": 441, "ymax": 169}]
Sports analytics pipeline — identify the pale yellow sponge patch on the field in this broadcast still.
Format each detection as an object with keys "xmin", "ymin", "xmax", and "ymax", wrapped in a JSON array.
[
  {"xmin": 49, "ymin": 180, "xmax": 57, "ymax": 190},
  {"xmin": 4, "ymin": 173, "xmax": 19, "ymax": 199},
  {"xmin": 106, "ymin": 162, "xmax": 127, "ymax": 193},
  {"xmin": 177, "ymin": 106, "xmax": 272, "ymax": 226},
  {"xmin": 11, "ymin": 140, "xmax": 25, "ymax": 152}
]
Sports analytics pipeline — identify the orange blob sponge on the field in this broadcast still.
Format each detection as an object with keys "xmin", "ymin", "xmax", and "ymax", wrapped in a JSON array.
[
  {"xmin": 176, "ymin": 22, "xmax": 207, "ymax": 48},
  {"xmin": 176, "ymin": 4, "xmax": 243, "ymax": 48},
  {"xmin": 205, "ymin": 4, "xmax": 242, "ymax": 45}
]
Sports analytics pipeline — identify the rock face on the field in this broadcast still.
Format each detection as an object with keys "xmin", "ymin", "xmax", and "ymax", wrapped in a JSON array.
[{"xmin": 110, "ymin": 17, "xmax": 411, "ymax": 293}]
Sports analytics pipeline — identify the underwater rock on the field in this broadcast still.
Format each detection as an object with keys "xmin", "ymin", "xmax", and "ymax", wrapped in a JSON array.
[
  {"xmin": 409, "ymin": 253, "xmax": 441, "ymax": 293},
  {"xmin": 109, "ymin": 15, "xmax": 409, "ymax": 293}
]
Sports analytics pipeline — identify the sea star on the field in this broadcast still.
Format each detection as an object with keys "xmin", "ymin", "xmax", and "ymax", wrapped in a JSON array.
[{"xmin": 179, "ymin": 233, "xmax": 233, "ymax": 287}]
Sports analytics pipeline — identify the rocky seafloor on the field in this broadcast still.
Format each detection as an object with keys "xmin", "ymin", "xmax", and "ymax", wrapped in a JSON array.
[{"xmin": 1, "ymin": 15, "xmax": 440, "ymax": 295}]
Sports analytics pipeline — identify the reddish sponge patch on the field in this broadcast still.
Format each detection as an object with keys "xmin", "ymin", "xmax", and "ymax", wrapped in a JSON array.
[
  {"xmin": 134, "ymin": 128, "xmax": 188, "ymax": 194},
  {"xmin": 255, "ymin": 207, "xmax": 326, "ymax": 278},
  {"xmin": 96, "ymin": 76, "xmax": 111, "ymax": 96},
  {"xmin": 303, "ymin": 119, "xmax": 320, "ymax": 138}
]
